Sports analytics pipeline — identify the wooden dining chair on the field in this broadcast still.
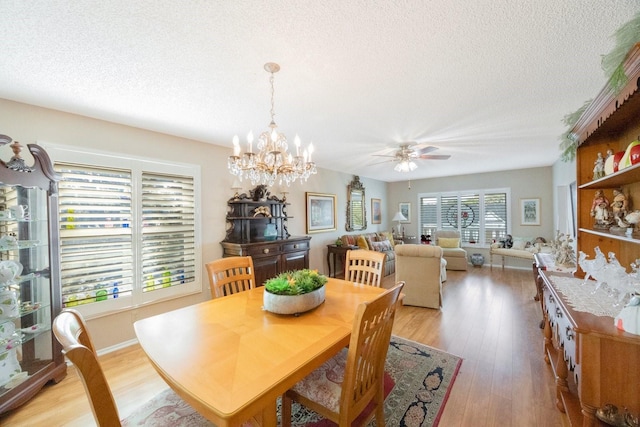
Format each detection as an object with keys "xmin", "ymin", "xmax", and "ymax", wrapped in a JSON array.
[
  {"xmin": 344, "ymin": 249, "xmax": 386, "ymax": 287},
  {"xmin": 205, "ymin": 256, "xmax": 256, "ymax": 299},
  {"xmin": 52, "ymin": 309, "xmax": 214, "ymax": 426},
  {"xmin": 281, "ymin": 281, "xmax": 405, "ymax": 427}
]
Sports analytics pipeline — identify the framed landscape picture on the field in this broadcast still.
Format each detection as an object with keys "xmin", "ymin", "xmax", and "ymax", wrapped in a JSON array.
[
  {"xmin": 371, "ymin": 198, "xmax": 381, "ymax": 224},
  {"xmin": 306, "ymin": 192, "xmax": 337, "ymax": 233},
  {"xmin": 520, "ymin": 198, "xmax": 540, "ymax": 225}
]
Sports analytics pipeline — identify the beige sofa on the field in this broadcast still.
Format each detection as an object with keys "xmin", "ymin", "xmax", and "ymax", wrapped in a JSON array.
[
  {"xmin": 340, "ymin": 231, "xmax": 401, "ymax": 276},
  {"xmin": 433, "ymin": 230, "xmax": 468, "ymax": 271},
  {"xmin": 395, "ymin": 244, "xmax": 444, "ymax": 309}
]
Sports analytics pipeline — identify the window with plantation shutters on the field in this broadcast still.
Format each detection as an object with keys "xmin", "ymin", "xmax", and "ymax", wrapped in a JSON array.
[
  {"xmin": 418, "ymin": 188, "xmax": 509, "ymax": 247},
  {"xmin": 58, "ymin": 165, "xmax": 134, "ymax": 308},
  {"xmin": 484, "ymin": 192, "xmax": 508, "ymax": 243},
  {"xmin": 419, "ymin": 196, "xmax": 437, "ymax": 237},
  {"xmin": 141, "ymin": 173, "xmax": 196, "ymax": 293},
  {"xmin": 47, "ymin": 144, "xmax": 201, "ymax": 317}
]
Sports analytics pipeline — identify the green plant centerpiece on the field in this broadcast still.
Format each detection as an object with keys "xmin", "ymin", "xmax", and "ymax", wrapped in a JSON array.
[{"xmin": 263, "ymin": 269, "xmax": 328, "ymax": 315}]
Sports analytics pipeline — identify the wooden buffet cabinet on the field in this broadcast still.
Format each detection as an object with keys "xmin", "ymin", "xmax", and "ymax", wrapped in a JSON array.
[
  {"xmin": 535, "ymin": 266, "xmax": 640, "ymax": 426},
  {"xmin": 533, "ymin": 43, "xmax": 640, "ymax": 426},
  {"xmin": 220, "ymin": 191, "xmax": 310, "ymax": 287}
]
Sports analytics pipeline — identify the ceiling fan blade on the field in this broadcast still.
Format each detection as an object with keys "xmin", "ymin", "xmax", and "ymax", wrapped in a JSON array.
[
  {"xmin": 372, "ymin": 154, "xmax": 397, "ymax": 158},
  {"xmin": 419, "ymin": 154, "xmax": 451, "ymax": 160},
  {"xmin": 415, "ymin": 145, "xmax": 439, "ymax": 155}
]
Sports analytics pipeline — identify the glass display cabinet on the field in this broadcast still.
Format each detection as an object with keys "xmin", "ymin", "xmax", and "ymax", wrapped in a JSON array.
[{"xmin": 0, "ymin": 136, "xmax": 65, "ymax": 414}]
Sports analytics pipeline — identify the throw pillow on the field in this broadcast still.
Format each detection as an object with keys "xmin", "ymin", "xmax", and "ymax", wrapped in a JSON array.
[
  {"xmin": 342, "ymin": 235, "xmax": 357, "ymax": 247},
  {"xmin": 365, "ymin": 235, "xmax": 376, "ymax": 249},
  {"xmin": 356, "ymin": 235, "xmax": 369, "ymax": 250},
  {"xmin": 512, "ymin": 237, "xmax": 529, "ymax": 251},
  {"xmin": 378, "ymin": 232, "xmax": 395, "ymax": 248},
  {"xmin": 371, "ymin": 239, "xmax": 392, "ymax": 252},
  {"xmin": 438, "ymin": 237, "xmax": 460, "ymax": 248}
]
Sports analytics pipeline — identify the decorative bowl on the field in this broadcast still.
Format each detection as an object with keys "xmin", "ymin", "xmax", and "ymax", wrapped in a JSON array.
[
  {"xmin": 263, "ymin": 285, "xmax": 325, "ymax": 315},
  {"xmin": 263, "ymin": 269, "xmax": 328, "ymax": 315}
]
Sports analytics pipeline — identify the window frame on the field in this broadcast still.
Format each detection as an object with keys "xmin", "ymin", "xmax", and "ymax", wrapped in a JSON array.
[
  {"xmin": 417, "ymin": 188, "xmax": 511, "ymax": 248},
  {"xmin": 43, "ymin": 143, "xmax": 202, "ymax": 318}
]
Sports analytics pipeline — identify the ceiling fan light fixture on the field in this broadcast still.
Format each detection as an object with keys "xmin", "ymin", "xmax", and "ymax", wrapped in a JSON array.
[{"xmin": 394, "ymin": 160, "xmax": 417, "ymax": 173}]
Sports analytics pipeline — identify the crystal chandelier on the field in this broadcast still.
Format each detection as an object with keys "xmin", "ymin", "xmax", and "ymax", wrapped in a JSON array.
[{"xmin": 228, "ymin": 62, "xmax": 317, "ymax": 187}]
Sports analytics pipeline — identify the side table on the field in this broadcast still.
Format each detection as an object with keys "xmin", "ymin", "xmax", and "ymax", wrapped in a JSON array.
[{"xmin": 326, "ymin": 244, "xmax": 359, "ymax": 278}]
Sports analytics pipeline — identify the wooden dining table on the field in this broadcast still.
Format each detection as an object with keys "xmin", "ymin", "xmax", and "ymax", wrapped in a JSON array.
[{"xmin": 133, "ymin": 278, "xmax": 385, "ymax": 427}]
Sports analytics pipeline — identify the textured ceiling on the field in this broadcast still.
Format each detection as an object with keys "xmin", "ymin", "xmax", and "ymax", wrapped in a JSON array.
[{"xmin": 1, "ymin": 1, "xmax": 638, "ymax": 182}]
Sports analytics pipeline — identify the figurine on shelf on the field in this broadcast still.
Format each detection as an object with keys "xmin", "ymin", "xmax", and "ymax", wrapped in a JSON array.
[
  {"xmin": 550, "ymin": 230, "xmax": 576, "ymax": 267},
  {"xmin": 593, "ymin": 152, "xmax": 605, "ymax": 180},
  {"xmin": 626, "ymin": 210, "xmax": 640, "ymax": 232},
  {"xmin": 611, "ymin": 188, "xmax": 629, "ymax": 222},
  {"xmin": 591, "ymin": 190, "xmax": 611, "ymax": 228},
  {"xmin": 250, "ymin": 184, "xmax": 269, "ymax": 201}
]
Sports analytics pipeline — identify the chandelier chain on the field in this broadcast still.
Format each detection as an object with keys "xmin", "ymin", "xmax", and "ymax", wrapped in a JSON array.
[{"xmin": 269, "ymin": 72, "xmax": 276, "ymax": 124}]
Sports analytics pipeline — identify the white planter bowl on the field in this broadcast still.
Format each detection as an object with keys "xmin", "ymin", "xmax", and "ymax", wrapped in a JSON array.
[{"xmin": 263, "ymin": 286, "xmax": 325, "ymax": 315}]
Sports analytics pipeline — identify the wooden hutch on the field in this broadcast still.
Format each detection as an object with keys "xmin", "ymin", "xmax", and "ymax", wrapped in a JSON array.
[
  {"xmin": 536, "ymin": 44, "xmax": 640, "ymax": 426},
  {"xmin": 220, "ymin": 188, "xmax": 310, "ymax": 287}
]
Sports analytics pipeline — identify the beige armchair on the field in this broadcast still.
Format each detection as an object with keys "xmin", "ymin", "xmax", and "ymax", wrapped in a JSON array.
[
  {"xmin": 433, "ymin": 230, "xmax": 468, "ymax": 271},
  {"xmin": 394, "ymin": 244, "xmax": 444, "ymax": 309}
]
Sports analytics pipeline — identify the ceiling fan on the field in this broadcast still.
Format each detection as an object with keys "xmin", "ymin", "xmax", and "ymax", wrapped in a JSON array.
[{"xmin": 373, "ymin": 142, "xmax": 450, "ymax": 172}]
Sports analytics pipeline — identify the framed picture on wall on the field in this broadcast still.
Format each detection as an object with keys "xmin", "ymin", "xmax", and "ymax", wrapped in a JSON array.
[
  {"xmin": 306, "ymin": 192, "xmax": 337, "ymax": 233},
  {"xmin": 371, "ymin": 198, "xmax": 381, "ymax": 224},
  {"xmin": 520, "ymin": 198, "xmax": 540, "ymax": 225},
  {"xmin": 398, "ymin": 202, "xmax": 411, "ymax": 223}
]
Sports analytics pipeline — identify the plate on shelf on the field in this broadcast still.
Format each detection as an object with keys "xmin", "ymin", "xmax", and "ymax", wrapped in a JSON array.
[{"xmin": 20, "ymin": 323, "xmax": 47, "ymax": 334}]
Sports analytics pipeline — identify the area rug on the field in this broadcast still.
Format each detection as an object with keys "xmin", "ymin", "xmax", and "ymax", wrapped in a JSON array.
[
  {"xmin": 123, "ymin": 336, "xmax": 462, "ymax": 427},
  {"xmin": 281, "ymin": 335, "xmax": 462, "ymax": 427}
]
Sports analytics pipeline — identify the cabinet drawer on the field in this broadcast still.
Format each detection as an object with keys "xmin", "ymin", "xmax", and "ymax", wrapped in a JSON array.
[
  {"xmin": 245, "ymin": 243, "xmax": 281, "ymax": 258},
  {"xmin": 282, "ymin": 240, "xmax": 309, "ymax": 252},
  {"xmin": 542, "ymin": 284, "xmax": 579, "ymax": 381}
]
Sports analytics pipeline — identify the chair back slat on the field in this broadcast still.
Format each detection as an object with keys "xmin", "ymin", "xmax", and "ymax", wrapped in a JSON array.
[
  {"xmin": 206, "ymin": 256, "xmax": 256, "ymax": 298},
  {"xmin": 345, "ymin": 250, "xmax": 385, "ymax": 287}
]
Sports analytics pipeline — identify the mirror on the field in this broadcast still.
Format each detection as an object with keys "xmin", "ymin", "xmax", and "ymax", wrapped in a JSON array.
[{"xmin": 346, "ymin": 176, "xmax": 367, "ymax": 231}]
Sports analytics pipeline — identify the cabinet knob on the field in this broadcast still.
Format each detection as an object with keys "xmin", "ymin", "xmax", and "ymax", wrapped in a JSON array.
[
  {"xmin": 263, "ymin": 248, "xmax": 270, "ymax": 254},
  {"xmin": 293, "ymin": 244, "xmax": 298, "ymax": 249},
  {"xmin": 556, "ymin": 307, "xmax": 563, "ymax": 318}
]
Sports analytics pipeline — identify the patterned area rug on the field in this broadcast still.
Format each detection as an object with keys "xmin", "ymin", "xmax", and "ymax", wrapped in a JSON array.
[
  {"xmin": 283, "ymin": 335, "xmax": 462, "ymax": 427},
  {"xmin": 123, "ymin": 336, "xmax": 462, "ymax": 427}
]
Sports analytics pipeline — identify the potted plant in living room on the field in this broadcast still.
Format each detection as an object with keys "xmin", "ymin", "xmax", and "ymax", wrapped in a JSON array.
[{"xmin": 263, "ymin": 269, "xmax": 328, "ymax": 315}]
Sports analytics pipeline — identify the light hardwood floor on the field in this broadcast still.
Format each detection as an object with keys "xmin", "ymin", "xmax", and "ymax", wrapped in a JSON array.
[{"xmin": 0, "ymin": 267, "xmax": 567, "ymax": 426}]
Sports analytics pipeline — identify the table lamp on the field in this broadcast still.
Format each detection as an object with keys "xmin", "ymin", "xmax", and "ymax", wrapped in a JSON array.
[{"xmin": 392, "ymin": 211, "xmax": 407, "ymax": 238}]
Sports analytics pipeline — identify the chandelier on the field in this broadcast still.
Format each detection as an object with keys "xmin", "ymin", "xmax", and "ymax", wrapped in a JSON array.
[{"xmin": 227, "ymin": 62, "xmax": 317, "ymax": 187}]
